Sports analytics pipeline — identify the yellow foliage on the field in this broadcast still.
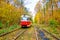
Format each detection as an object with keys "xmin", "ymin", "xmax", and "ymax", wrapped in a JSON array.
[
  {"xmin": 53, "ymin": 9, "xmax": 60, "ymax": 23},
  {"xmin": 35, "ymin": 0, "xmax": 60, "ymax": 24},
  {"xmin": 0, "ymin": 1, "xmax": 26, "ymax": 25},
  {"xmin": 35, "ymin": 11, "xmax": 44, "ymax": 24}
]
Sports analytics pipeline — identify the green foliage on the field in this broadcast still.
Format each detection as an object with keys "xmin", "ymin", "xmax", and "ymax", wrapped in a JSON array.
[
  {"xmin": 0, "ymin": 24, "xmax": 20, "ymax": 34},
  {"xmin": 0, "ymin": 21, "xmax": 3, "ymax": 28},
  {"xmin": 49, "ymin": 19, "xmax": 58, "ymax": 27},
  {"xmin": 52, "ymin": 28, "xmax": 58, "ymax": 34},
  {"xmin": 0, "ymin": 30, "xmax": 6, "ymax": 34},
  {"xmin": 5, "ymin": 21, "xmax": 9, "ymax": 28}
]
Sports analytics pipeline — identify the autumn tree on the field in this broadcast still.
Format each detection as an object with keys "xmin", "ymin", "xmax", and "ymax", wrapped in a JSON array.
[
  {"xmin": 0, "ymin": 0, "xmax": 28, "ymax": 28},
  {"xmin": 35, "ymin": 0, "xmax": 60, "ymax": 25}
]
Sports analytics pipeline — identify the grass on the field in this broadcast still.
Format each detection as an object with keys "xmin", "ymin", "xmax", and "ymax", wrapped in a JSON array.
[{"xmin": 0, "ymin": 24, "xmax": 20, "ymax": 34}]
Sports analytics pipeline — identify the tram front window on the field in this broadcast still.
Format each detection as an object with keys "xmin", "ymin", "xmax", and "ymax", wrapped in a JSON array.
[{"xmin": 21, "ymin": 17, "xmax": 28, "ymax": 21}]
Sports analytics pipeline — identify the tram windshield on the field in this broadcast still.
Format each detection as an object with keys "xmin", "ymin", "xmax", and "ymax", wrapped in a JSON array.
[
  {"xmin": 21, "ymin": 15, "xmax": 30, "ymax": 21},
  {"xmin": 22, "ymin": 17, "xmax": 28, "ymax": 20}
]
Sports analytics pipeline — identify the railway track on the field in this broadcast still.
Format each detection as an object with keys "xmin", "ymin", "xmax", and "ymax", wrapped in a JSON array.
[
  {"xmin": 11, "ymin": 29, "xmax": 27, "ymax": 40},
  {"xmin": 0, "ymin": 28, "xmax": 27, "ymax": 40},
  {"xmin": 34, "ymin": 26, "xmax": 60, "ymax": 40},
  {"xmin": 0, "ymin": 27, "xmax": 37, "ymax": 40},
  {"xmin": 35, "ymin": 27, "xmax": 49, "ymax": 40},
  {"xmin": 16, "ymin": 27, "xmax": 37, "ymax": 40},
  {"xmin": 0, "ymin": 27, "xmax": 21, "ymax": 37},
  {"xmin": 0, "ymin": 25, "xmax": 60, "ymax": 40},
  {"xmin": 42, "ymin": 29, "xmax": 60, "ymax": 40}
]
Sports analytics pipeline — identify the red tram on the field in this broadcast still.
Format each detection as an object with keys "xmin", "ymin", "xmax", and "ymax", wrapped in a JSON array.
[{"xmin": 20, "ymin": 15, "xmax": 31, "ymax": 27}]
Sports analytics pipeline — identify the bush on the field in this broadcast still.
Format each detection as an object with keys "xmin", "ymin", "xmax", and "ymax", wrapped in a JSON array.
[{"xmin": 49, "ymin": 19, "xmax": 58, "ymax": 27}]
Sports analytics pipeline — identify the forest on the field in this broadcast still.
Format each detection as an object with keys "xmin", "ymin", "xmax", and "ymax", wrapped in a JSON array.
[{"xmin": 0, "ymin": 0, "xmax": 60, "ymax": 40}]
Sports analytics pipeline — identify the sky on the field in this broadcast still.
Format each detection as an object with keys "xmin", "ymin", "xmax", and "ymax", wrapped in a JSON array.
[
  {"xmin": 23, "ymin": 0, "xmax": 39, "ymax": 21},
  {"xmin": 9, "ymin": 0, "xmax": 49, "ymax": 16},
  {"xmin": 24, "ymin": 0, "xmax": 39, "ymax": 15},
  {"xmin": 9, "ymin": 0, "xmax": 39, "ymax": 17},
  {"xmin": 9, "ymin": 0, "xmax": 47, "ymax": 20},
  {"xmin": 23, "ymin": 0, "xmax": 48, "ymax": 15}
]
